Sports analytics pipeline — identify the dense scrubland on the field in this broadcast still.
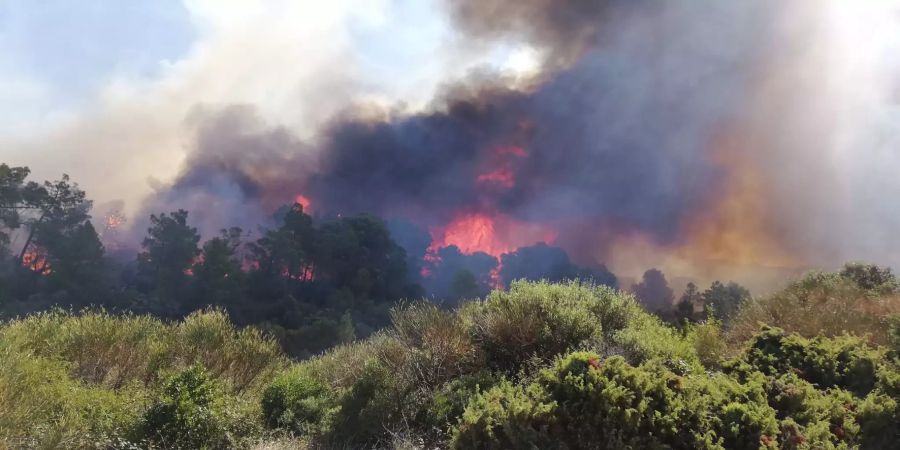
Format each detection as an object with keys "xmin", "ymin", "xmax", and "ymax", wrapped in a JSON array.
[
  {"xmin": 3, "ymin": 164, "xmax": 900, "ymax": 448},
  {"xmin": 2, "ymin": 265, "xmax": 899, "ymax": 449}
]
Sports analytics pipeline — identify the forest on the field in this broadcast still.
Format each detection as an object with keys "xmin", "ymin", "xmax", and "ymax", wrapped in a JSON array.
[{"xmin": 1, "ymin": 165, "xmax": 899, "ymax": 449}]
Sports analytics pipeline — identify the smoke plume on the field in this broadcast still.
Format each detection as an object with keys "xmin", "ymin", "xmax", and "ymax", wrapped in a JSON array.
[{"xmin": 133, "ymin": 0, "xmax": 900, "ymax": 291}]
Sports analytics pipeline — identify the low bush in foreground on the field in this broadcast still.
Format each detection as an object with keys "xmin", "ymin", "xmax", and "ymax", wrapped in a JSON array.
[
  {"xmin": 0, "ymin": 309, "xmax": 283, "ymax": 449},
  {"xmin": 2, "ymin": 278, "xmax": 899, "ymax": 449}
]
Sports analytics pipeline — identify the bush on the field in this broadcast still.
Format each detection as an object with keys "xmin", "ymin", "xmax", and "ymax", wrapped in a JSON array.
[
  {"xmin": 0, "ymin": 309, "xmax": 284, "ymax": 393},
  {"xmin": 328, "ymin": 361, "xmax": 405, "ymax": 447},
  {"xmin": 139, "ymin": 365, "xmax": 228, "ymax": 449},
  {"xmin": 452, "ymin": 351, "xmax": 784, "ymax": 450},
  {"xmin": 689, "ymin": 320, "xmax": 729, "ymax": 369},
  {"xmin": 742, "ymin": 326, "xmax": 882, "ymax": 396},
  {"xmin": 0, "ymin": 348, "xmax": 146, "ymax": 449},
  {"xmin": 763, "ymin": 374, "xmax": 860, "ymax": 447},
  {"xmin": 261, "ymin": 366, "xmax": 336, "ymax": 435},
  {"xmin": 386, "ymin": 302, "xmax": 481, "ymax": 388},
  {"xmin": 464, "ymin": 281, "xmax": 603, "ymax": 371},
  {"xmin": 858, "ymin": 393, "xmax": 899, "ymax": 449},
  {"xmin": 729, "ymin": 271, "xmax": 900, "ymax": 346},
  {"xmin": 538, "ymin": 353, "xmax": 691, "ymax": 448},
  {"xmin": 452, "ymin": 380, "xmax": 557, "ymax": 449},
  {"xmin": 422, "ymin": 371, "xmax": 499, "ymax": 440}
]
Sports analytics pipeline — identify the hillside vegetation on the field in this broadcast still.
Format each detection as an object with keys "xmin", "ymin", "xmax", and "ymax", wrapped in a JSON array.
[{"xmin": 2, "ymin": 269, "xmax": 900, "ymax": 449}]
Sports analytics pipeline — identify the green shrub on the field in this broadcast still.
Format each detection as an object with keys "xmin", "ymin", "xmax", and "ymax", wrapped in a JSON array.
[
  {"xmin": 839, "ymin": 262, "xmax": 899, "ymax": 295},
  {"xmin": 857, "ymin": 393, "xmax": 899, "ymax": 450},
  {"xmin": 328, "ymin": 361, "xmax": 405, "ymax": 447},
  {"xmin": 167, "ymin": 310, "xmax": 285, "ymax": 392},
  {"xmin": 139, "ymin": 365, "xmax": 228, "ymax": 449},
  {"xmin": 464, "ymin": 281, "xmax": 603, "ymax": 371},
  {"xmin": 743, "ymin": 326, "xmax": 882, "ymax": 396},
  {"xmin": 0, "ymin": 309, "xmax": 168, "ymax": 388},
  {"xmin": 0, "ymin": 309, "xmax": 284, "ymax": 393},
  {"xmin": 612, "ymin": 311, "xmax": 700, "ymax": 368},
  {"xmin": 452, "ymin": 380, "xmax": 557, "ymax": 449},
  {"xmin": 261, "ymin": 366, "xmax": 337, "ymax": 435},
  {"xmin": 538, "ymin": 353, "xmax": 690, "ymax": 448},
  {"xmin": 689, "ymin": 319, "xmax": 729, "ymax": 369},
  {"xmin": 423, "ymin": 371, "xmax": 499, "ymax": 439},
  {"xmin": 0, "ymin": 347, "xmax": 146, "ymax": 449},
  {"xmin": 452, "ymin": 351, "xmax": 784, "ymax": 450},
  {"xmin": 887, "ymin": 313, "xmax": 900, "ymax": 355},
  {"xmin": 763, "ymin": 374, "xmax": 860, "ymax": 447}
]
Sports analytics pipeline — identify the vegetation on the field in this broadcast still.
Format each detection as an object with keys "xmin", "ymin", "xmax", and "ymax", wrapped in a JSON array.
[
  {"xmin": 2, "ymin": 276, "xmax": 899, "ymax": 448},
  {"xmin": 0, "ymin": 309, "xmax": 282, "ymax": 449},
  {"xmin": 2, "ymin": 163, "xmax": 900, "ymax": 448}
]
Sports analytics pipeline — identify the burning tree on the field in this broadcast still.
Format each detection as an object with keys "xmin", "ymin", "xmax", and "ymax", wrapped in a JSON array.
[{"xmin": 0, "ymin": 164, "xmax": 99, "ymax": 275}]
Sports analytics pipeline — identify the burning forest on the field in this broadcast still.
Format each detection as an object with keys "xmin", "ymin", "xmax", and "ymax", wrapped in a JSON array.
[
  {"xmin": 114, "ymin": 0, "xmax": 899, "ymax": 295},
  {"xmin": 3, "ymin": 1, "xmax": 900, "ymax": 449}
]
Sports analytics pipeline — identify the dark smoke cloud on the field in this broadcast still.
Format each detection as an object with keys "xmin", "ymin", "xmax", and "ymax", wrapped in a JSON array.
[
  {"xmin": 134, "ymin": 105, "xmax": 316, "ymax": 240},
  {"xmin": 310, "ymin": 1, "xmax": 769, "ymax": 243},
  {"xmin": 139, "ymin": 1, "xmax": 845, "ymax": 290},
  {"xmin": 444, "ymin": 0, "xmax": 612, "ymax": 63}
]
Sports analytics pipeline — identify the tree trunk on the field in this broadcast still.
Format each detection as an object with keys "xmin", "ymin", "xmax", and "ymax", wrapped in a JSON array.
[{"xmin": 17, "ymin": 213, "xmax": 45, "ymax": 266}]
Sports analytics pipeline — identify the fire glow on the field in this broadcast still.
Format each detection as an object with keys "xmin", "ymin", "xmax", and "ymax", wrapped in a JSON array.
[
  {"xmin": 22, "ymin": 248, "xmax": 51, "ymax": 275},
  {"xmin": 294, "ymin": 195, "xmax": 312, "ymax": 212},
  {"xmin": 476, "ymin": 145, "xmax": 528, "ymax": 189},
  {"xmin": 428, "ymin": 213, "xmax": 557, "ymax": 256}
]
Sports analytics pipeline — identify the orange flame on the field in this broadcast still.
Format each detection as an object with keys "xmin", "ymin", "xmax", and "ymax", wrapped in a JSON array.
[
  {"xmin": 294, "ymin": 194, "xmax": 312, "ymax": 211},
  {"xmin": 22, "ymin": 248, "xmax": 51, "ymax": 275},
  {"xmin": 427, "ymin": 212, "xmax": 558, "ymax": 258}
]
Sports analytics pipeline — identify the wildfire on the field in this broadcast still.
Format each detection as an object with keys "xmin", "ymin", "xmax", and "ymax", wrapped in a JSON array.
[
  {"xmin": 430, "ymin": 213, "xmax": 505, "ymax": 256},
  {"xmin": 294, "ymin": 194, "xmax": 312, "ymax": 211},
  {"xmin": 104, "ymin": 211, "xmax": 126, "ymax": 232},
  {"xmin": 424, "ymin": 211, "xmax": 559, "ymax": 288},
  {"xmin": 22, "ymin": 248, "xmax": 51, "ymax": 275},
  {"xmin": 476, "ymin": 145, "xmax": 528, "ymax": 189},
  {"xmin": 421, "ymin": 142, "xmax": 553, "ymax": 288}
]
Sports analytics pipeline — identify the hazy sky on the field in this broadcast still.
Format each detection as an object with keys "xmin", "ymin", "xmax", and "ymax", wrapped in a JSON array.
[{"xmin": 0, "ymin": 0, "xmax": 535, "ymax": 215}]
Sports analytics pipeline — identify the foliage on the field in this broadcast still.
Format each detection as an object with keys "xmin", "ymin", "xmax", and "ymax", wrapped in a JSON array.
[
  {"xmin": 136, "ymin": 209, "xmax": 201, "ymax": 304},
  {"xmin": 139, "ymin": 365, "xmax": 229, "ymax": 449},
  {"xmin": 261, "ymin": 367, "xmax": 337, "ymax": 435},
  {"xmin": 688, "ymin": 319, "xmax": 729, "ymax": 369},
  {"xmin": 702, "ymin": 280, "xmax": 751, "ymax": 323},
  {"xmin": 632, "ymin": 268, "xmax": 675, "ymax": 313},
  {"xmin": 675, "ymin": 281, "xmax": 703, "ymax": 324},
  {"xmin": 729, "ymin": 270, "xmax": 900, "ymax": 347},
  {"xmin": 738, "ymin": 326, "xmax": 882, "ymax": 396},
  {"xmin": 840, "ymin": 262, "xmax": 899, "ymax": 295},
  {"xmin": 463, "ymin": 280, "xmax": 604, "ymax": 371},
  {"xmin": 0, "ymin": 310, "xmax": 282, "ymax": 449},
  {"xmin": 452, "ymin": 352, "xmax": 783, "ymax": 450},
  {"xmin": 498, "ymin": 243, "xmax": 617, "ymax": 288}
]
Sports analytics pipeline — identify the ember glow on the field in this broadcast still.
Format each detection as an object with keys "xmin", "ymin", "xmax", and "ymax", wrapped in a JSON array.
[
  {"xmin": 294, "ymin": 195, "xmax": 312, "ymax": 212},
  {"xmin": 476, "ymin": 145, "xmax": 528, "ymax": 189},
  {"xmin": 22, "ymin": 248, "xmax": 51, "ymax": 275}
]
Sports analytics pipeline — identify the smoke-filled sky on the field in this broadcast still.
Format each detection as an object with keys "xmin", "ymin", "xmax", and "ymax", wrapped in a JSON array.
[{"xmin": 2, "ymin": 0, "xmax": 900, "ymax": 291}]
